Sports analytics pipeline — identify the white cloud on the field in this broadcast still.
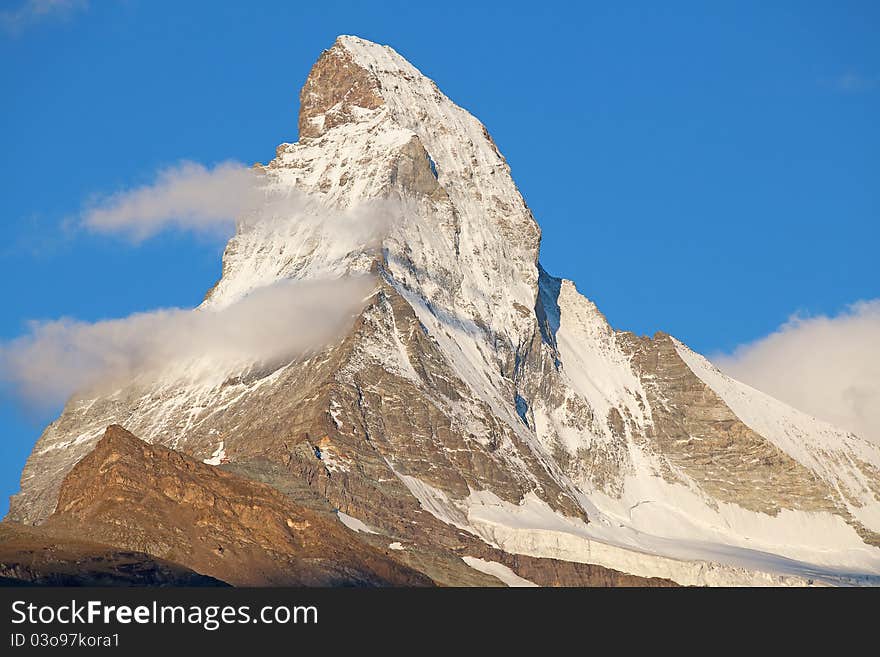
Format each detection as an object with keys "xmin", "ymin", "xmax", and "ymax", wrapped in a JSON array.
[
  {"xmin": 1, "ymin": 0, "xmax": 88, "ymax": 34},
  {"xmin": 1, "ymin": 159, "xmax": 406, "ymax": 410},
  {"xmin": 715, "ymin": 300, "xmax": 880, "ymax": 444},
  {"xmin": 82, "ymin": 161, "xmax": 259, "ymax": 240},
  {"xmin": 0, "ymin": 276, "xmax": 376, "ymax": 409},
  {"xmin": 81, "ymin": 160, "xmax": 402, "ymax": 246}
]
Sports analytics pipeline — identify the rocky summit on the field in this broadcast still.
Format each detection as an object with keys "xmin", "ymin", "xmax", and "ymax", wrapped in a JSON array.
[{"xmin": 5, "ymin": 36, "xmax": 880, "ymax": 587}]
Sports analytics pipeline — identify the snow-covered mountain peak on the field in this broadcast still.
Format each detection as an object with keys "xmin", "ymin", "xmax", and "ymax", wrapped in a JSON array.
[
  {"xmin": 206, "ymin": 36, "xmax": 541, "ymax": 347},
  {"xmin": 10, "ymin": 36, "xmax": 880, "ymax": 587}
]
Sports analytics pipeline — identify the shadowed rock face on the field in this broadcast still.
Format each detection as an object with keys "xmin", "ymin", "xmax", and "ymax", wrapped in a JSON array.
[
  {"xmin": 0, "ymin": 522, "xmax": 226, "ymax": 587},
  {"xmin": 41, "ymin": 425, "xmax": 432, "ymax": 587},
  {"xmin": 7, "ymin": 35, "xmax": 880, "ymax": 585}
]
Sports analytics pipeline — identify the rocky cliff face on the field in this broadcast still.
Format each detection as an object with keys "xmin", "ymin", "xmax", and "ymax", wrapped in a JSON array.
[
  {"xmin": 6, "ymin": 36, "xmax": 880, "ymax": 586},
  {"xmin": 41, "ymin": 425, "xmax": 432, "ymax": 586}
]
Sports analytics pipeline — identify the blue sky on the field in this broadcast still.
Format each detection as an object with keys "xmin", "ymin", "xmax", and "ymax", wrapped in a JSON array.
[{"xmin": 1, "ymin": 1, "xmax": 878, "ymax": 516}]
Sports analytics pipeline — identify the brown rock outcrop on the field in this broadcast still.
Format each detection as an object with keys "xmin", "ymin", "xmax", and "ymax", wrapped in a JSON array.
[
  {"xmin": 298, "ymin": 41, "xmax": 384, "ymax": 138},
  {"xmin": 42, "ymin": 425, "xmax": 432, "ymax": 587}
]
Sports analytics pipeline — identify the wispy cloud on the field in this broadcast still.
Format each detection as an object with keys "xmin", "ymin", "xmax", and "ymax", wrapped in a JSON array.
[
  {"xmin": 3, "ymin": 157, "xmax": 404, "ymax": 409},
  {"xmin": 1, "ymin": 0, "xmax": 88, "ymax": 35},
  {"xmin": 82, "ymin": 161, "xmax": 258, "ymax": 240},
  {"xmin": 715, "ymin": 300, "xmax": 880, "ymax": 445},
  {"xmin": 81, "ymin": 159, "xmax": 403, "ymax": 251},
  {"xmin": 0, "ymin": 276, "xmax": 376, "ymax": 410},
  {"xmin": 825, "ymin": 72, "xmax": 879, "ymax": 93}
]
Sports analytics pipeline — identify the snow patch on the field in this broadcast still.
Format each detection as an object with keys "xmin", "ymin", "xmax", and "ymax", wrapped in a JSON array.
[
  {"xmin": 337, "ymin": 511, "xmax": 378, "ymax": 534},
  {"xmin": 461, "ymin": 557, "xmax": 537, "ymax": 587},
  {"xmin": 329, "ymin": 399, "xmax": 342, "ymax": 429},
  {"xmin": 202, "ymin": 441, "xmax": 226, "ymax": 466}
]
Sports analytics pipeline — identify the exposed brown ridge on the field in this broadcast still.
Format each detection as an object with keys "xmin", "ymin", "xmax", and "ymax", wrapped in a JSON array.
[
  {"xmin": 298, "ymin": 40, "xmax": 383, "ymax": 139},
  {"xmin": 41, "ymin": 425, "xmax": 432, "ymax": 586}
]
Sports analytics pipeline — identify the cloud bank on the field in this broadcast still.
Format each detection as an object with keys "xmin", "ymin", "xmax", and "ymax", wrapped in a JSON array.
[
  {"xmin": 715, "ymin": 300, "xmax": 880, "ymax": 444},
  {"xmin": 0, "ymin": 276, "xmax": 375, "ymax": 409}
]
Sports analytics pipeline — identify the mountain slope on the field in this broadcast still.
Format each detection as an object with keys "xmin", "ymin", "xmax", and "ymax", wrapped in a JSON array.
[
  {"xmin": 38, "ymin": 425, "xmax": 432, "ymax": 586},
  {"xmin": 0, "ymin": 522, "xmax": 226, "ymax": 587},
  {"xmin": 7, "ymin": 35, "xmax": 880, "ymax": 586}
]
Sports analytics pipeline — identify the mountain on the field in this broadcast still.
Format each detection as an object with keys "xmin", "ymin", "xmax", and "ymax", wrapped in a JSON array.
[{"xmin": 6, "ymin": 36, "xmax": 880, "ymax": 586}]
